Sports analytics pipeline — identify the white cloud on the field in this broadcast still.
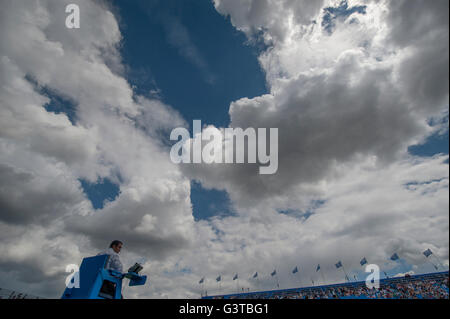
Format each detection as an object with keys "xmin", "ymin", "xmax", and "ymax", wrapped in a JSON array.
[
  {"xmin": 188, "ymin": 0, "xmax": 449, "ymax": 208},
  {"xmin": 171, "ymin": 0, "xmax": 449, "ymax": 297},
  {"xmin": 0, "ymin": 0, "xmax": 194, "ymax": 297},
  {"xmin": 169, "ymin": 155, "xmax": 449, "ymax": 297},
  {"xmin": 213, "ymin": 0, "xmax": 326, "ymax": 44},
  {"xmin": 0, "ymin": 0, "xmax": 448, "ymax": 299}
]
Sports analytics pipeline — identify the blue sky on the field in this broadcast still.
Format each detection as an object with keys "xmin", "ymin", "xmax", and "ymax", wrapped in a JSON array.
[
  {"xmin": 76, "ymin": 0, "xmax": 449, "ymax": 219},
  {"xmin": 74, "ymin": 0, "xmax": 448, "ymax": 285},
  {"xmin": 106, "ymin": 0, "xmax": 267, "ymax": 219},
  {"xmin": 1, "ymin": 0, "xmax": 448, "ymax": 298},
  {"xmin": 54, "ymin": 0, "xmax": 269, "ymax": 214},
  {"xmin": 31, "ymin": 1, "xmax": 448, "ymax": 281},
  {"xmin": 409, "ymin": 124, "xmax": 449, "ymax": 158},
  {"xmin": 115, "ymin": 0, "xmax": 267, "ymax": 127},
  {"xmin": 322, "ymin": 0, "xmax": 367, "ymax": 34},
  {"xmin": 23, "ymin": 0, "xmax": 448, "ymax": 220}
]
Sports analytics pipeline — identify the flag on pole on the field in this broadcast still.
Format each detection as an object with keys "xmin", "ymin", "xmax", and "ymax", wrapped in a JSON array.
[
  {"xmin": 335, "ymin": 261, "xmax": 343, "ymax": 269},
  {"xmin": 199, "ymin": 277, "xmax": 204, "ymax": 284},
  {"xmin": 316, "ymin": 264, "xmax": 321, "ymax": 272},
  {"xmin": 271, "ymin": 270, "xmax": 277, "ymax": 277},
  {"xmin": 253, "ymin": 272, "xmax": 258, "ymax": 278},
  {"xmin": 233, "ymin": 274, "xmax": 238, "ymax": 281},
  {"xmin": 360, "ymin": 257, "xmax": 368, "ymax": 266},
  {"xmin": 216, "ymin": 275, "xmax": 221, "ymax": 282},
  {"xmin": 292, "ymin": 266, "xmax": 298, "ymax": 274},
  {"xmin": 390, "ymin": 253, "xmax": 399, "ymax": 261},
  {"xmin": 423, "ymin": 249, "xmax": 433, "ymax": 258}
]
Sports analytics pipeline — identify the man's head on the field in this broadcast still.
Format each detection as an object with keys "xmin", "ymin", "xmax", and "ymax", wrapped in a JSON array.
[{"xmin": 109, "ymin": 240, "xmax": 123, "ymax": 254}]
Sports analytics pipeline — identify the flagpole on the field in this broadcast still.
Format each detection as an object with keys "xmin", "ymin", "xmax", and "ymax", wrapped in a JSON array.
[
  {"xmin": 320, "ymin": 268, "xmax": 326, "ymax": 285},
  {"xmin": 432, "ymin": 254, "xmax": 445, "ymax": 270},
  {"xmin": 297, "ymin": 271, "xmax": 303, "ymax": 287},
  {"xmin": 199, "ymin": 278, "xmax": 205, "ymax": 297},
  {"xmin": 270, "ymin": 268, "xmax": 279, "ymax": 289},
  {"xmin": 423, "ymin": 254, "xmax": 439, "ymax": 271},
  {"xmin": 428, "ymin": 259, "xmax": 439, "ymax": 271},
  {"xmin": 254, "ymin": 273, "xmax": 259, "ymax": 290},
  {"xmin": 341, "ymin": 264, "xmax": 350, "ymax": 282},
  {"xmin": 216, "ymin": 275, "xmax": 221, "ymax": 295},
  {"xmin": 275, "ymin": 274, "xmax": 280, "ymax": 289}
]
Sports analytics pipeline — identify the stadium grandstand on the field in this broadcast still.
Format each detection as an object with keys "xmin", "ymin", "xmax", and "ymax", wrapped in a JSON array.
[{"xmin": 203, "ymin": 271, "xmax": 449, "ymax": 299}]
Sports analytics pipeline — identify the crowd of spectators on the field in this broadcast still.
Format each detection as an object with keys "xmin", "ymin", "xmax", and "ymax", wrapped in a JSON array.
[{"xmin": 213, "ymin": 272, "xmax": 449, "ymax": 299}]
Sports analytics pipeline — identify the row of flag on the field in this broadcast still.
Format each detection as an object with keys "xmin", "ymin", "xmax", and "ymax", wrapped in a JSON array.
[{"xmin": 199, "ymin": 248, "xmax": 441, "ymax": 285}]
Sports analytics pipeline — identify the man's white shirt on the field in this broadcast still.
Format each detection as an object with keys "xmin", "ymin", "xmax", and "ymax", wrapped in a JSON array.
[{"xmin": 97, "ymin": 248, "xmax": 123, "ymax": 272}]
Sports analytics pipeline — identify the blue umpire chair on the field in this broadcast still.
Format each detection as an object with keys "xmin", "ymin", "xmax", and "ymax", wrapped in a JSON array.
[{"xmin": 61, "ymin": 254, "xmax": 147, "ymax": 299}]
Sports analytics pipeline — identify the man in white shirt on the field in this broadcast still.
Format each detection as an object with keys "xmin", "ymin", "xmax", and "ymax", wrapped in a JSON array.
[{"xmin": 97, "ymin": 240, "xmax": 124, "ymax": 273}]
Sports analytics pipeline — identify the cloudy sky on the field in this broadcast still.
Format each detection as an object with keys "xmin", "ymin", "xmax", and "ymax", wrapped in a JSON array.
[{"xmin": 0, "ymin": 0, "xmax": 448, "ymax": 298}]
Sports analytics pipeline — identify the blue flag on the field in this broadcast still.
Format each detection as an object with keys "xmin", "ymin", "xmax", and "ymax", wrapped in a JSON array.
[
  {"xmin": 390, "ymin": 253, "xmax": 399, "ymax": 261},
  {"xmin": 292, "ymin": 266, "xmax": 298, "ymax": 274},
  {"xmin": 253, "ymin": 272, "xmax": 258, "ymax": 278},
  {"xmin": 335, "ymin": 261, "xmax": 342, "ymax": 269},
  {"xmin": 360, "ymin": 257, "xmax": 368, "ymax": 266},
  {"xmin": 199, "ymin": 277, "xmax": 204, "ymax": 284},
  {"xmin": 423, "ymin": 249, "xmax": 433, "ymax": 258},
  {"xmin": 216, "ymin": 275, "xmax": 221, "ymax": 282},
  {"xmin": 316, "ymin": 264, "xmax": 321, "ymax": 272},
  {"xmin": 233, "ymin": 274, "xmax": 238, "ymax": 281},
  {"xmin": 271, "ymin": 270, "xmax": 277, "ymax": 277}
]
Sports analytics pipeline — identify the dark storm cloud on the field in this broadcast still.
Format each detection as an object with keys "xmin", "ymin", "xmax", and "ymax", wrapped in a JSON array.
[
  {"xmin": 387, "ymin": 0, "xmax": 449, "ymax": 115},
  {"xmin": 0, "ymin": 164, "xmax": 85, "ymax": 225}
]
